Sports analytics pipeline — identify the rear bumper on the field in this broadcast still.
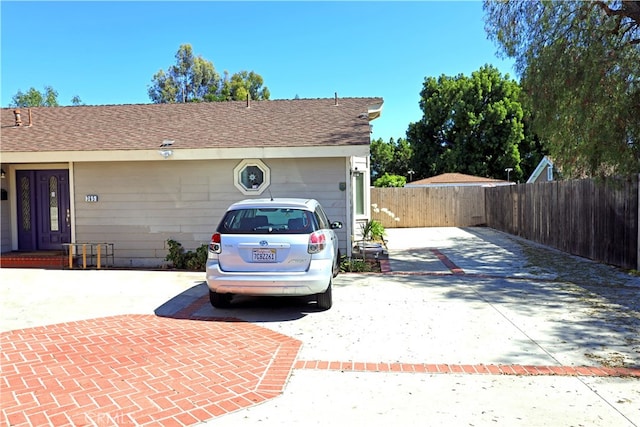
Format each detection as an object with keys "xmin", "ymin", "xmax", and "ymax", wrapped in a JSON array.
[{"xmin": 205, "ymin": 259, "xmax": 332, "ymax": 296}]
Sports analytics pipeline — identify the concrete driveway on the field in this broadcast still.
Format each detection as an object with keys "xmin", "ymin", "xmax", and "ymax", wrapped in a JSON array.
[{"xmin": 1, "ymin": 227, "xmax": 639, "ymax": 426}]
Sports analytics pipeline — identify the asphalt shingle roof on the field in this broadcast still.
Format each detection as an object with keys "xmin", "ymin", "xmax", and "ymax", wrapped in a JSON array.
[
  {"xmin": 410, "ymin": 173, "xmax": 506, "ymax": 185},
  {"xmin": 0, "ymin": 98, "xmax": 382, "ymax": 153}
]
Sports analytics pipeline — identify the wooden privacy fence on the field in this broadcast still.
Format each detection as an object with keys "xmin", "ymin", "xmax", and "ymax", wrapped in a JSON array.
[
  {"xmin": 485, "ymin": 177, "xmax": 638, "ymax": 270},
  {"xmin": 371, "ymin": 186, "xmax": 487, "ymax": 228},
  {"xmin": 371, "ymin": 176, "xmax": 639, "ymax": 270}
]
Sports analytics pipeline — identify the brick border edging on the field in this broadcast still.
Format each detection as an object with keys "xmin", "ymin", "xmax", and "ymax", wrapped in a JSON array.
[
  {"xmin": 294, "ymin": 360, "xmax": 640, "ymax": 377},
  {"xmin": 430, "ymin": 249, "xmax": 465, "ymax": 274},
  {"xmin": 379, "ymin": 248, "xmax": 578, "ymax": 283}
]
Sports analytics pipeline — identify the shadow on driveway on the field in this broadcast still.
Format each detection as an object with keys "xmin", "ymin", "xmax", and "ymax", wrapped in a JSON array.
[
  {"xmin": 385, "ymin": 253, "xmax": 640, "ymax": 368},
  {"xmin": 154, "ymin": 282, "xmax": 325, "ymax": 323},
  {"xmin": 462, "ymin": 227, "xmax": 640, "ymax": 316}
]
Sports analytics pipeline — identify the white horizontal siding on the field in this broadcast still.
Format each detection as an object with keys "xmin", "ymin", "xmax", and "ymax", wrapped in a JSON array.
[{"xmin": 73, "ymin": 158, "xmax": 349, "ymax": 267}]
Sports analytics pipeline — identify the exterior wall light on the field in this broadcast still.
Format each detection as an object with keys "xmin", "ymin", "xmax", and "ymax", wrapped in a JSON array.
[{"xmin": 158, "ymin": 150, "xmax": 173, "ymax": 159}]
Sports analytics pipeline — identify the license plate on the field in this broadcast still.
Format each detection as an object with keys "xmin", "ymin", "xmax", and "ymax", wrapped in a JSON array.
[{"xmin": 252, "ymin": 248, "xmax": 276, "ymax": 262}]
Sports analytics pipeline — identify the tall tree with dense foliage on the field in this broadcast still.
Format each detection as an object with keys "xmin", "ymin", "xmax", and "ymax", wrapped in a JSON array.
[
  {"xmin": 148, "ymin": 44, "xmax": 270, "ymax": 103},
  {"xmin": 483, "ymin": 0, "xmax": 640, "ymax": 177},
  {"xmin": 370, "ymin": 137, "xmax": 413, "ymax": 182},
  {"xmin": 148, "ymin": 44, "xmax": 221, "ymax": 103},
  {"xmin": 406, "ymin": 65, "xmax": 530, "ymax": 182},
  {"xmin": 370, "ymin": 137, "xmax": 394, "ymax": 181},
  {"xmin": 224, "ymin": 70, "xmax": 270, "ymax": 102}
]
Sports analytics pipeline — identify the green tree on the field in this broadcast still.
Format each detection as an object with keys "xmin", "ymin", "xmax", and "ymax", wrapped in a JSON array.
[
  {"xmin": 226, "ymin": 70, "xmax": 270, "ymax": 101},
  {"xmin": 391, "ymin": 138, "xmax": 413, "ymax": 178},
  {"xmin": 373, "ymin": 173, "xmax": 406, "ymax": 188},
  {"xmin": 483, "ymin": 0, "xmax": 640, "ymax": 177},
  {"xmin": 519, "ymin": 113, "xmax": 547, "ymax": 180},
  {"xmin": 370, "ymin": 137, "xmax": 395, "ymax": 181},
  {"xmin": 149, "ymin": 44, "xmax": 270, "ymax": 103},
  {"xmin": 370, "ymin": 137, "xmax": 413, "ymax": 182},
  {"xmin": 11, "ymin": 86, "xmax": 59, "ymax": 107},
  {"xmin": 70, "ymin": 95, "xmax": 84, "ymax": 106},
  {"xmin": 407, "ymin": 65, "xmax": 530, "ymax": 181},
  {"xmin": 148, "ymin": 44, "xmax": 221, "ymax": 103}
]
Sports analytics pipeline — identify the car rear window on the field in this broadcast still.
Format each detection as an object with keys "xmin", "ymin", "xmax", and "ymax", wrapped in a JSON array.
[{"xmin": 218, "ymin": 208, "xmax": 316, "ymax": 234}]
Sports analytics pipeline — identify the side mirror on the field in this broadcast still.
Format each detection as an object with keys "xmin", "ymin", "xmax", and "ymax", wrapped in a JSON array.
[{"xmin": 330, "ymin": 221, "xmax": 343, "ymax": 230}]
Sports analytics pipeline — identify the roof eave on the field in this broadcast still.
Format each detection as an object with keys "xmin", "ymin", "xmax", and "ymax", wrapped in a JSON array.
[
  {"xmin": 1, "ymin": 145, "xmax": 370, "ymax": 163},
  {"xmin": 368, "ymin": 102, "xmax": 383, "ymax": 121}
]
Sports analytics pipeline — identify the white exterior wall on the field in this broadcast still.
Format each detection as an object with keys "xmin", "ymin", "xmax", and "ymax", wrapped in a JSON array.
[{"xmin": 72, "ymin": 158, "xmax": 350, "ymax": 267}]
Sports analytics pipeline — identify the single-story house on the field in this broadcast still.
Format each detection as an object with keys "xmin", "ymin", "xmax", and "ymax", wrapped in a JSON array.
[
  {"xmin": 405, "ymin": 172, "xmax": 514, "ymax": 188},
  {"xmin": 0, "ymin": 96, "xmax": 383, "ymax": 267},
  {"xmin": 526, "ymin": 156, "xmax": 555, "ymax": 183}
]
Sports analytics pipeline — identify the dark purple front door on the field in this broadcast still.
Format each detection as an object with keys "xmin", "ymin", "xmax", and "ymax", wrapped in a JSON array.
[{"xmin": 16, "ymin": 170, "xmax": 71, "ymax": 251}]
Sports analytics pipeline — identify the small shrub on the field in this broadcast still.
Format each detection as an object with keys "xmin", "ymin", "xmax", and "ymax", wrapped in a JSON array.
[
  {"xmin": 186, "ymin": 244, "xmax": 209, "ymax": 270},
  {"xmin": 340, "ymin": 255, "xmax": 377, "ymax": 273},
  {"xmin": 165, "ymin": 239, "xmax": 186, "ymax": 269},
  {"xmin": 166, "ymin": 239, "xmax": 208, "ymax": 270}
]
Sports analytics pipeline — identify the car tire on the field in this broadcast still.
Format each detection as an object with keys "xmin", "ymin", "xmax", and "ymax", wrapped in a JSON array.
[
  {"xmin": 316, "ymin": 280, "xmax": 332, "ymax": 310},
  {"xmin": 209, "ymin": 290, "xmax": 231, "ymax": 308}
]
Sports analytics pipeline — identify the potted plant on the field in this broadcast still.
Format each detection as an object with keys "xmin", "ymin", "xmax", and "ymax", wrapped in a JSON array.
[{"xmin": 356, "ymin": 219, "xmax": 387, "ymax": 258}]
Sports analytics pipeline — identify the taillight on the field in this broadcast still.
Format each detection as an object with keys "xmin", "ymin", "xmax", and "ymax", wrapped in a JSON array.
[
  {"xmin": 210, "ymin": 233, "xmax": 221, "ymax": 254},
  {"xmin": 308, "ymin": 231, "xmax": 326, "ymax": 254}
]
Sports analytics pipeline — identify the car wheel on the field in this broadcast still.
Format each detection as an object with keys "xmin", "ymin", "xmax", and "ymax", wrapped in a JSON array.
[
  {"xmin": 316, "ymin": 280, "xmax": 332, "ymax": 310},
  {"xmin": 209, "ymin": 290, "xmax": 231, "ymax": 308}
]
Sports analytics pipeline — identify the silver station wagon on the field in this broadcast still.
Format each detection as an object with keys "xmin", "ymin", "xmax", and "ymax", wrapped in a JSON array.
[{"xmin": 206, "ymin": 198, "xmax": 342, "ymax": 310}]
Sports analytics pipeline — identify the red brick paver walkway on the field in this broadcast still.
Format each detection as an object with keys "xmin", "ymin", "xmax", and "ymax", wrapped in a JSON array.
[
  {"xmin": 1, "ymin": 315, "xmax": 301, "ymax": 427},
  {"xmin": 2, "ymin": 306, "xmax": 639, "ymax": 427},
  {"xmin": 294, "ymin": 360, "xmax": 640, "ymax": 377}
]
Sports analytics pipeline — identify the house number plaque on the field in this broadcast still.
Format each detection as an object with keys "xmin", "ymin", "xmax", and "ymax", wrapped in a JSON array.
[{"xmin": 85, "ymin": 195, "xmax": 99, "ymax": 202}]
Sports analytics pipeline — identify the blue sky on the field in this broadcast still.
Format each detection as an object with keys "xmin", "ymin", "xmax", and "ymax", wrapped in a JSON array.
[{"xmin": 1, "ymin": 1, "xmax": 515, "ymax": 142}]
